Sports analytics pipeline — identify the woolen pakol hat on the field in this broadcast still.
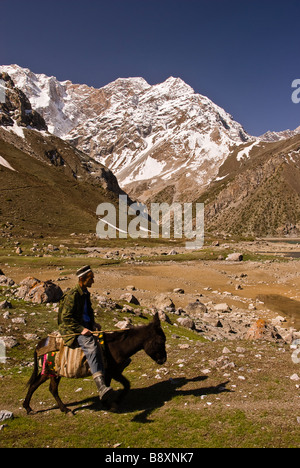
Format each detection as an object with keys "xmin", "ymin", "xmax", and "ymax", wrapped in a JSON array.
[{"xmin": 76, "ymin": 265, "xmax": 92, "ymax": 278}]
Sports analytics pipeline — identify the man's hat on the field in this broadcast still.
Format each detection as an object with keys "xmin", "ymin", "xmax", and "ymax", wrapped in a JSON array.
[{"xmin": 76, "ymin": 265, "xmax": 93, "ymax": 278}]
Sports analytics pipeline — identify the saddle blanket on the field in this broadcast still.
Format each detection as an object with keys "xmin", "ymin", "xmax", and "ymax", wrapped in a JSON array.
[{"xmin": 40, "ymin": 332, "xmax": 106, "ymax": 379}]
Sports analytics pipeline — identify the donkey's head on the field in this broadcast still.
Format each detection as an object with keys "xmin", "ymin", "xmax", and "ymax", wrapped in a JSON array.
[{"xmin": 143, "ymin": 313, "xmax": 167, "ymax": 365}]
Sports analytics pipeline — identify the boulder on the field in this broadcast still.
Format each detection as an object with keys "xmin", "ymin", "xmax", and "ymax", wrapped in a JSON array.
[
  {"xmin": 115, "ymin": 317, "xmax": 133, "ymax": 329},
  {"xmin": 173, "ymin": 288, "xmax": 185, "ymax": 294},
  {"xmin": 0, "ymin": 276, "xmax": 15, "ymax": 286},
  {"xmin": 155, "ymin": 294, "xmax": 175, "ymax": 311},
  {"xmin": 226, "ymin": 253, "xmax": 243, "ymax": 262},
  {"xmin": 177, "ymin": 317, "xmax": 195, "ymax": 330},
  {"xmin": 0, "ymin": 411, "xmax": 14, "ymax": 422},
  {"xmin": 214, "ymin": 303, "xmax": 232, "ymax": 313},
  {"xmin": 0, "ymin": 336, "xmax": 18, "ymax": 348},
  {"xmin": 119, "ymin": 293, "xmax": 140, "ymax": 305},
  {"xmin": 17, "ymin": 277, "xmax": 63, "ymax": 303},
  {"xmin": 185, "ymin": 300, "xmax": 208, "ymax": 317},
  {"xmin": 245, "ymin": 319, "xmax": 283, "ymax": 342}
]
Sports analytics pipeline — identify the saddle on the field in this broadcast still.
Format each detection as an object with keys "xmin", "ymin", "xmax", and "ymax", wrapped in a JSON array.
[{"xmin": 38, "ymin": 332, "xmax": 107, "ymax": 379}]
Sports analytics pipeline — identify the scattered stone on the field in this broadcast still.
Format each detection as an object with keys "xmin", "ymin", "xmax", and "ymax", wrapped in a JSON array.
[
  {"xmin": 23, "ymin": 334, "xmax": 39, "ymax": 341},
  {"xmin": 119, "ymin": 293, "xmax": 140, "ymax": 305},
  {"xmin": 245, "ymin": 319, "xmax": 283, "ymax": 342},
  {"xmin": 0, "ymin": 300, "xmax": 12, "ymax": 309},
  {"xmin": 290, "ymin": 374, "xmax": 300, "ymax": 381},
  {"xmin": 0, "ymin": 410, "xmax": 14, "ymax": 422},
  {"xmin": 226, "ymin": 253, "xmax": 243, "ymax": 262},
  {"xmin": 0, "ymin": 336, "xmax": 18, "ymax": 348},
  {"xmin": 115, "ymin": 318, "xmax": 133, "ymax": 330},
  {"xmin": 12, "ymin": 317, "xmax": 26, "ymax": 324},
  {"xmin": 17, "ymin": 277, "xmax": 63, "ymax": 303},
  {"xmin": 0, "ymin": 276, "xmax": 15, "ymax": 286},
  {"xmin": 157, "ymin": 310, "xmax": 171, "ymax": 323},
  {"xmin": 155, "ymin": 294, "xmax": 175, "ymax": 311},
  {"xmin": 173, "ymin": 288, "xmax": 185, "ymax": 294},
  {"xmin": 222, "ymin": 347, "xmax": 231, "ymax": 354},
  {"xmin": 214, "ymin": 303, "xmax": 231, "ymax": 313},
  {"xmin": 177, "ymin": 317, "xmax": 195, "ymax": 330},
  {"xmin": 185, "ymin": 301, "xmax": 207, "ymax": 317}
]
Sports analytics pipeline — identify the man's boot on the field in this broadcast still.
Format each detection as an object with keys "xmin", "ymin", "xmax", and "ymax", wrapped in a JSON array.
[{"xmin": 93, "ymin": 371, "xmax": 114, "ymax": 401}]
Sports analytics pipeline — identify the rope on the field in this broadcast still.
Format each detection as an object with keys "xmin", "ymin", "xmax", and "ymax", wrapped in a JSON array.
[{"xmin": 48, "ymin": 329, "xmax": 129, "ymax": 339}]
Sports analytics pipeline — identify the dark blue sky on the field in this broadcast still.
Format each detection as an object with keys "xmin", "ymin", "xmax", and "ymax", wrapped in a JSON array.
[{"xmin": 1, "ymin": 0, "xmax": 300, "ymax": 135}]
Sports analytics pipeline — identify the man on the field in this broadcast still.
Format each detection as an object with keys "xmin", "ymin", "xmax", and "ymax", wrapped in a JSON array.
[{"xmin": 58, "ymin": 265, "xmax": 113, "ymax": 401}]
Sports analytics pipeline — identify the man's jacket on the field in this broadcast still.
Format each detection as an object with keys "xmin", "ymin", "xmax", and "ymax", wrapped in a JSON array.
[{"xmin": 58, "ymin": 284, "xmax": 95, "ymax": 347}]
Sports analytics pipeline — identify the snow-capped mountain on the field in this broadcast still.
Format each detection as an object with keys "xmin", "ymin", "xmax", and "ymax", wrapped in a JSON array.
[
  {"xmin": 0, "ymin": 70, "xmax": 125, "ymax": 236},
  {"xmin": 259, "ymin": 126, "xmax": 300, "ymax": 142},
  {"xmin": 0, "ymin": 65, "xmax": 254, "ymax": 202}
]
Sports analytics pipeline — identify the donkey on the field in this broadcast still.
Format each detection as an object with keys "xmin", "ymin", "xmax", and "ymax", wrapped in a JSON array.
[{"xmin": 23, "ymin": 313, "xmax": 167, "ymax": 415}]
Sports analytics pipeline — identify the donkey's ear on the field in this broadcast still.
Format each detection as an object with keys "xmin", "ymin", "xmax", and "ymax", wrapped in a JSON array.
[{"xmin": 152, "ymin": 312, "xmax": 161, "ymax": 327}]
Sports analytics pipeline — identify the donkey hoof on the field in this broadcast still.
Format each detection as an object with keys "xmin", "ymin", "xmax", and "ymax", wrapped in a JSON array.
[
  {"xmin": 25, "ymin": 406, "xmax": 36, "ymax": 415},
  {"xmin": 110, "ymin": 401, "xmax": 119, "ymax": 413}
]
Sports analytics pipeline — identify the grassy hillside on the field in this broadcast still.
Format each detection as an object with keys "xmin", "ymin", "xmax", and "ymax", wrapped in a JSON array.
[{"xmin": 0, "ymin": 133, "xmax": 121, "ymax": 237}]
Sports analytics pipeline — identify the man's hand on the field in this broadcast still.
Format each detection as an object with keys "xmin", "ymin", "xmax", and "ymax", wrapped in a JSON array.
[{"xmin": 81, "ymin": 328, "xmax": 92, "ymax": 336}]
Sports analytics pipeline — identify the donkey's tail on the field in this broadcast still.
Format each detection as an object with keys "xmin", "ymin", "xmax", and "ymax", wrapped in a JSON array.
[{"xmin": 26, "ymin": 350, "xmax": 39, "ymax": 387}]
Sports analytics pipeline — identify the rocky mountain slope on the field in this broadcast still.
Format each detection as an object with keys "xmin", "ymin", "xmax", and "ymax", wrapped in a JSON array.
[
  {"xmin": 0, "ymin": 65, "xmax": 254, "ymax": 202},
  {"xmin": 199, "ymin": 135, "xmax": 300, "ymax": 236},
  {"xmin": 2, "ymin": 65, "xmax": 300, "ymax": 237},
  {"xmin": 0, "ymin": 71, "xmax": 125, "ymax": 237}
]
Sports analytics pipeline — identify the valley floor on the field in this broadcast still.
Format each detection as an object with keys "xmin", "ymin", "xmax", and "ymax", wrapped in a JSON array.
[{"xmin": 1, "ymin": 238, "xmax": 300, "ymax": 448}]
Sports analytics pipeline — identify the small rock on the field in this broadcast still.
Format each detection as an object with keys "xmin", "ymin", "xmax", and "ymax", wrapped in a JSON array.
[
  {"xmin": 226, "ymin": 253, "xmax": 243, "ymax": 262},
  {"xmin": 12, "ymin": 317, "xmax": 26, "ymax": 324},
  {"xmin": 173, "ymin": 288, "xmax": 185, "ymax": 294},
  {"xmin": 185, "ymin": 301, "xmax": 207, "ymax": 316},
  {"xmin": 0, "ymin": 300, "xmax": 12, "ymax": 310},
  {"xmin": 177, "ymin": 317, "xmax": 195, "ymax": 330},
  {"xmin": 115, "ymin": 318, "xmax": 133, "ymax": 330},
  {"xmin": 157, "ymin": 310, "xmax": 171, "ymax": 323},
  {"xmin": 214, "ymin": 303, "xmax": 231, "ymax": 313},
  {"xmin": 119, "ymin": 293, "xmax": 140, "ymax": 305},
  {"xmin": 0, "ymin": 336, "xmax": 18, "ymax": 348},
  {"xmin": 23, "ymin": 334, "xmax": 39, "ymax": 341},
  {"xmin": 0, "ymin": 410, "xmax": 14, "ymax": 422},
  {"xmin": 290, "ymin": 374, "xmax": 300, "ymax": 381},
  {"xmin": 222, "ymin": 347, "xmax": 231, "ymax": 354}
]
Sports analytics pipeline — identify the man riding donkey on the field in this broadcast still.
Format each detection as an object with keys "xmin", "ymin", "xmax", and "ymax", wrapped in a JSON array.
[{"xmin": 58, "ymin": 265, "xmax": 113, "ymax": 402}]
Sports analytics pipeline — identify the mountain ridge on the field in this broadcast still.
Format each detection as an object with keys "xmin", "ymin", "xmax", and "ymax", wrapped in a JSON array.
[
  {"xmin": 0, "ymin": 64, "xmax": 253, "ymax": 203},
  {"xmin": 2, "ymin": 65, "xmax": 300, "ymax": 237},
  {"xmin": 0, "ymin": 70, "xmax": 126, "ymax": 237}
]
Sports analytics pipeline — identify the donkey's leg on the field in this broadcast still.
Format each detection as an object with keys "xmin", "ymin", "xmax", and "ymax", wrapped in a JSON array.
[
  {"xmin": 23, "ymin": 373, "xmax": 49, "ymax": 415},
  {"xmin": 49, "ymin": 376, "xmax": 72, "ymax": 414},
  {"xmin": 112, "ymin": 372, "xmax": 131, "ymax": 406}
]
